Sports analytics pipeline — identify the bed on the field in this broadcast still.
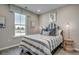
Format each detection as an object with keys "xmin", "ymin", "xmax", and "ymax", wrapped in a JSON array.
[
  {"xmin": 20, "ymin": 24, "xmax": 64, "ymax": 55},
  {"xmin": 20, "ymin": 33, "xmax": 63, "ymax": 55}
]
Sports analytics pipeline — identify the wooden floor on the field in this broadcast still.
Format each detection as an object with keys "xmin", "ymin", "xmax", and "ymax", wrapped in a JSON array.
[{"xmin": 0, "ymin": 47, "xmax": 79, "ymax": 55}]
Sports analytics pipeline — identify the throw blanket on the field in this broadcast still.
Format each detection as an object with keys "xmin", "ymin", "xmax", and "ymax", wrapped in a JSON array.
[{"xmin": 20, "ymin": 34, "xmax": 62, "ymax": 55}]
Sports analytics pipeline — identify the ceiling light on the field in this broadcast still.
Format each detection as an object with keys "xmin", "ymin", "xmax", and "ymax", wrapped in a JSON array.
[{"xmin": 37, "ymin": 10, "xmax": 40, "ymax": 12}]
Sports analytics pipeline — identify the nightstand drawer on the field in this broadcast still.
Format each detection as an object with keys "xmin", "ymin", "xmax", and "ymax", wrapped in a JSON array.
[
  {"xmin": 64, "ymin": 39, "xmax": 74, "ymax": 52},
  {"xmin": 64, "ymin": 42, "xmax": 73, "ymax": 45},
  {"xmin": 64, "ymin": 47, "xmax": 74, "ymax": 52}
]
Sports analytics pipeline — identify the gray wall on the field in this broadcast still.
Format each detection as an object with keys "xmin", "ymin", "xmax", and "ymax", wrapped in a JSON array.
[
  {"xmin": 39, "ymin": 5, "xmax": 79, "ymax": 49},
  {"xmin": 0, "ymin": 5, "xmax": 39, "ymax": 49}
]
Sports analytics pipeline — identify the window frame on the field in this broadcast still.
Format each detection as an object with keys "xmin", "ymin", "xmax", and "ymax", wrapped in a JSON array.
[{"xmin": 14, "ymin": 12, "xmax": 26, "ymax": 37}]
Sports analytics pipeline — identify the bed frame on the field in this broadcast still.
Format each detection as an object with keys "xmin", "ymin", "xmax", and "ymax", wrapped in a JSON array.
[{"xmin": 51, "ymin": 42, "xmax": 63, "ymax": 54}]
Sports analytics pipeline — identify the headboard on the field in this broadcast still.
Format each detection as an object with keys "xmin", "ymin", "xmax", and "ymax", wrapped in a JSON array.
[{"xmin": 41, "ymin": 23, "xmax": 64, "ymax": 40}]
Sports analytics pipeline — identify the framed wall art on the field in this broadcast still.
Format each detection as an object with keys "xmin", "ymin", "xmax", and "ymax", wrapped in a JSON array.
[{"xmin": 0, "ymin": 16, "xmax": 6, "ymax": 28}]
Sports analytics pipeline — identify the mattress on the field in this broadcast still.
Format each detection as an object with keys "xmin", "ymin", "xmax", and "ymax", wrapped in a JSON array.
[{"xmin": 20, "ymin": 34, "xmax": 63, "ymax": 55}]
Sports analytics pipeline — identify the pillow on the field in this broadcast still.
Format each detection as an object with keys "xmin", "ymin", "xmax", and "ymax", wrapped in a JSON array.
[
  {"xmin": 56, "ymin": 29, "xmax": 62, "ymax": 36},
  {"xmin": 49, "ymin": 28, "xmax": 56, "ymax": 36},
  {"xmin": 42, "ymin": 31, "xmax": 50, "ymax": 36}
]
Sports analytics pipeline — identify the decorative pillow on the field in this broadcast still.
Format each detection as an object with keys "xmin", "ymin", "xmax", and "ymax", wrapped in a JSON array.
[
  {"xmin": 56, "ymin": 29, "xmax": 62, "ymax": 36},
  {"xmin": 56, "ymin": 26, "xmax": 62, "ymax": 36},
  {"xmin": 49, "ymin": 28, "xmax": 56, "ymax": 36},
  {"xmin": 42, "ymin": 31, "xmax": 50, "ymax": 36}
]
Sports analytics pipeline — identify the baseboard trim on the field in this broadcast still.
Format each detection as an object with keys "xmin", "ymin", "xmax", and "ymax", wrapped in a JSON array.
[{"xmin": 0, "ymin": 44, "xmax": 20, "ymax": 51}]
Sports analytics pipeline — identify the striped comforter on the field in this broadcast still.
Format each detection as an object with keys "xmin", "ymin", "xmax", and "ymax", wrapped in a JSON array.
[{"xmin": 20, "ymin": 34, "xmax": 62, "ymax": 55}]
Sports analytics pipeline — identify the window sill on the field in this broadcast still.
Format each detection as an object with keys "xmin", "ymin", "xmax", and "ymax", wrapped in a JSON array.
[{"xmin": 13, "ymin": 35, "xmax": 25, "ymax": 38}]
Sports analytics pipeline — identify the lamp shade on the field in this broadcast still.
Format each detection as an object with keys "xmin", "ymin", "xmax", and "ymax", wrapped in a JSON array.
[
  {"xmin": 66, "ymin": 23, "xmax": 70, "ymax": 29},
  {"xmin": 66, "ymin": 24, "xmax": 70, "ymax": 28}
]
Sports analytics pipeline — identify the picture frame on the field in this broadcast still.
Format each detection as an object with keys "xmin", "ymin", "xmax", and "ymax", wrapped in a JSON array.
[
  {"xmin": 31, "ymin": 20, "xmax": 36, "ymax": 28},
  {"xmin": 49, "ymin": 12, "xmax": 57, "ymax": 29},
  {"xmin": 0, "ymin": 16, "xmax": 6, "ymax": 28},
  {"xmin": 49, "ymin": 12, "xmax": 57, "ymax": 23}
]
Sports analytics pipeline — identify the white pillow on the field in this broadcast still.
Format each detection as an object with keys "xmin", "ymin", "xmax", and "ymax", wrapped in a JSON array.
[
  {"xmin": 56, "ymin": 29, "xmax": 62, "ymax": 36},
  {"xmin": 42, "ymin": 31, "xmax": 49, "ymax": 36}
]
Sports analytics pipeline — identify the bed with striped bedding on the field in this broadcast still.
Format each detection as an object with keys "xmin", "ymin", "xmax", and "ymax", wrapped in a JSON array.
[{"xmin": 20, "ymin": 34, "xmax": 63, "ymax": 55}]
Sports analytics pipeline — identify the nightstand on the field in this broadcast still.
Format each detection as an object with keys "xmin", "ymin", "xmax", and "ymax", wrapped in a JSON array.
[{"xmin": 64, "ymin": 39, "xmax": 74, "ymax": 52}]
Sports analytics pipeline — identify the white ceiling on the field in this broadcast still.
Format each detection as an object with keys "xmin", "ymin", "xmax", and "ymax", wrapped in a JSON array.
[{"xmin": 15, "ymin": 4, "xmax": 67, "ymax": 14}]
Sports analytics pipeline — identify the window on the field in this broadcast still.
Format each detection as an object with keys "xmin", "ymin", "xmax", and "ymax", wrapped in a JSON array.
[{"xmin": 15, "ymin": 13, "xmax": 26, "ymax": 36}]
